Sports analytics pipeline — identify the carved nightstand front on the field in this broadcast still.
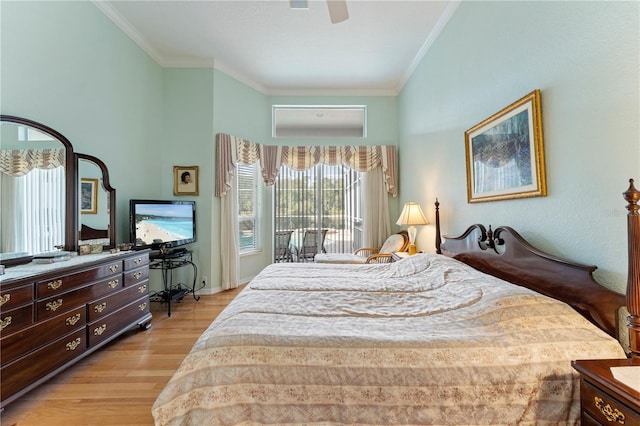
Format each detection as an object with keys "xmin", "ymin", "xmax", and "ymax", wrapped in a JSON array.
[{"xmin": 572, "ymin": 359, "xmax": 640, "ymax": 425}]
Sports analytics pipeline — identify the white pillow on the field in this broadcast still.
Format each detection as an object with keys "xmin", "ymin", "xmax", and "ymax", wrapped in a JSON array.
[{"xmin": 379, "ymin": 234, "xmax": 406, "ymax": 254}]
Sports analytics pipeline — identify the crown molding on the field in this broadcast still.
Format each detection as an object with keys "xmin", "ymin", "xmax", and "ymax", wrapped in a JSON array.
[
  {"xmin": 211, "ymin": 61, "xmax": 269, "ymax": 94},
  {"xmin": 396, "ymin": 0, "xmax": 461, "ymax": 93},
  {"xmin": 93, "ymin": 0, "xmax": 459, "ymax": 98},
  {"xmin": 92, "ymin": 0, "xmax": 168, "ymax": 65}
]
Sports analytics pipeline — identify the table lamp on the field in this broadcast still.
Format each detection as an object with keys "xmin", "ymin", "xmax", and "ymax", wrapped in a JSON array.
[{"xmin": 396, "ymin": 202, "xmax": 429, "ymax": 255}]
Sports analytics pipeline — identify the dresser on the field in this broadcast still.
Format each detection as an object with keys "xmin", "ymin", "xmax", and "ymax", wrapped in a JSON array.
[
  {"xmin": 572, "ymin": 358, "xmax": 640, "ymax": 425},
  {"xmin": 0, "ymin": 250, "xmax": 152, "ymax": 408}
]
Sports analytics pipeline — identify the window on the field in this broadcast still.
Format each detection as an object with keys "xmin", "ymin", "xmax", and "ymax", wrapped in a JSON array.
[
  {"xmin": 272, "ymin": 105, "xmax": 367, "ymax": 138},
  {"xmin": 1, "ymin": 167, "xmax": 65, "ymax": 254},
  {"xmin": 273, "ymin": 164, "xmax": 362, "ymax": 262},
  {"xmin": 237, "ymin": 163, "xmax": 261, "ymax": 254}
]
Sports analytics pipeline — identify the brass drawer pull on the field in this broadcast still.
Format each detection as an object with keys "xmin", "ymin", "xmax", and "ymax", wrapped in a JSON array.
[
  {"xmin": 0, "ymin": 316, "xmax": 12, "ymax": 331},
  {"xmin": 134, "ymin": 258, "xmax": 142, "ymax": 265},
  {"xmin": 133, "ymin": 271, "xmax": 143, "ymax": 280},
  {"xmin": 109, "ymin": 264, "xmax": 119, "ymax": 273},
  {"xmin": 138, "ymin": 284, "xmax": 147, "ymax": 294},
  {"xmin": 47, "ymin": 279, "xmax": 63, "ymax": 290},
  {"xmin": 108, "ymin": 279, "xmax": 119, "ymax": 289},
  {"xmin": 594, "ymin": 396, "xmax": 625, "ymax": 424},
  {"xmin": 66, "ymin": 337, "xmax": 81, "ymax": 351},
  {"xmin": 66, "ymin": 313, "xmax": 81, "ymax": 326},
  {"xmin": 138, "ymin": 302, "xmax": 147, "ymax": 311},
  {"xmin": 46, "ymin": 299, "xmax": 63, "ymax": 311},
  {"xmin": 94, "ymin": 302, "xmax": 107, "ymax": 313},
  {"xmin": 94, "ymin": 324, "xmax": 107, "ymax": 336},
  {"xmin": 0, "ymin": 294, "xmax": 11, "ymax": 307}
]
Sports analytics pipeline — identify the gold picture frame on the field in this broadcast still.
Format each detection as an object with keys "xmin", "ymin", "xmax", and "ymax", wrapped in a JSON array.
[
  {"xmin": 174, "ymin": 166, "xmax": 199, "ymax": 196},
  {"xmin": 464, "ymin": 89, "xmax": 546, "ymax": 203},
  {"xmin": 80, "ymin": 178, "xmax": 98, "ymax": 214}
]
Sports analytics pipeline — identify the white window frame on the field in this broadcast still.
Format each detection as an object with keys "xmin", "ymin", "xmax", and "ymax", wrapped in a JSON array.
[
  {"xmin": 272, "ymin": 105, "xmax": 367, "ymax": 138},
  {"xmin": 237, "ymin": 163, "xmax": 262, "ymax": 255}
]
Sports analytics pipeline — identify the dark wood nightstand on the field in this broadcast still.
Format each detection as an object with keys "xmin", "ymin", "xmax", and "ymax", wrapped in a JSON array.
[{"xmin": 572, "ymin": 359, "xmax": 640, "ymax": 425}]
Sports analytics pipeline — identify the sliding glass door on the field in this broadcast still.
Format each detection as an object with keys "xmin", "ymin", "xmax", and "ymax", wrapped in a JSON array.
[{"xmin": 273, "ymin": 164, "xmax": 362, "ymax": 262}]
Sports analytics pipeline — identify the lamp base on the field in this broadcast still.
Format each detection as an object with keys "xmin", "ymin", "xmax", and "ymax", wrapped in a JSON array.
[{"xmin": 408, "ymin": 243, "xmax": 416, "ymax": 255}]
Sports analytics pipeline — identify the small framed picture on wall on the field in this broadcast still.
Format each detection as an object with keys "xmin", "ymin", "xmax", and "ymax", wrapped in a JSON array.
[
  {"xmin": 174, "ymin": 166, "xmax": 199, "ymax": 196},
  {"xmin": 81, "ymin": 178, "xmax": 98, "ymax": 214}
]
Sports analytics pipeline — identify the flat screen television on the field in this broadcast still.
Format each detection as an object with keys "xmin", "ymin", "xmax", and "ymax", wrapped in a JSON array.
[{"xmin": 129, "ymin": 199, "xmax": 196, "ymax": 251}]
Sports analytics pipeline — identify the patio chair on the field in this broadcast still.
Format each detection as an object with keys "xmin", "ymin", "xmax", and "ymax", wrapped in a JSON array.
[
  {"xmin": 315, "ymin": 231, "xmax": 409, "ymax": 264},
  {"xmin": 296, "ymin": 229, "xmax": 328, "ymax": 262},
  {"xmin": 274, "ymin": 230, "xmax": 294, "ymax": 262}
]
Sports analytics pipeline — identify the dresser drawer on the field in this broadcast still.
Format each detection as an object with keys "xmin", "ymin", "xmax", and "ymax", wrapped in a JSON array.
[
  {"xmin": 0, "ymin": 304, "xmax": 33, "ymax": 338},
  {"xmin": 124, "ymin": 253, "xmax": 149, "ymax": 270},
  {"xmin": 36, "ymin": 277, "xmax": 122, "ymax": 321},
  {"xmin": 87, "ymin": 295, "xmax": 150, "ymax": 347},
  {"xmin": 88, "ymin": 280, "xmax": 149, "ymax": 322},
  {"xmin": 582, "ymin": 378, "xmax": 640, "ymax": 425},
  {"xmin": 1, "ymin": 306, "xmax": 85, "ymax": 366},
  {"xmin": 0, "ymin": 328, "xmax": 86, "ymax": 402},
  {"xmin": 124, "ymin": 266, "xmax": 149, "ymax": 286},
  {"xmin": 36, "ymin": 261, "xmax": 123, "ymax": 298},
  {"xmin": 581, "ymin": 411, "xmax": 602, "ymax": 426},
  {"xmin": 0, "ymin": 283, "xmax": 33, "ymax": 311}
]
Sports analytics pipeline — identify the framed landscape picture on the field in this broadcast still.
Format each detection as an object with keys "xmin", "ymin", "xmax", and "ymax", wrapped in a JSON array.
[
  {"xmin": 81, "ymin": 178, "xmax": 98, "ymax": 214},
  {"xmin": 464, "ymin": 89, "xmax": 546, "ymax": 203}
]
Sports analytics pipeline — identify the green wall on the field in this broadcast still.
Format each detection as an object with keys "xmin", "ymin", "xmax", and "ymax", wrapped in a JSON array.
[
  {"xmin": 0, "ymin": 0, "xmax": 164, "ymax": 238},
  {"xmin": 160, "ymin": 68, "xmax": 215, "ymax": 290},
  {"xmin": 212, "ymin": 69, "xmax": 272, "ymax": 282},
  {"xmin": 0, "ymin": 1, "xmax": 399, "ymax": 291},
  {"xmin": 398, "ymin": 1, "xmax": 640, "ymax": 293}
]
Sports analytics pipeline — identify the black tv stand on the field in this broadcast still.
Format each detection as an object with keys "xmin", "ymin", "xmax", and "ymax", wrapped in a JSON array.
[{"xmin": 149, "ymin": 249, "xmax": 199, "ymax": 316}]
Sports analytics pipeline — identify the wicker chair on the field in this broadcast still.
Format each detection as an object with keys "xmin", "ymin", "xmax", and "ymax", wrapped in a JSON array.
[{"xmin": 315, "ymin": 231, "xmax": 409, "ymax": 264}]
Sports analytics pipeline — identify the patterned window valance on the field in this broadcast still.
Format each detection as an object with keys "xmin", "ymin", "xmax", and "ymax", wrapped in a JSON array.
[
  {"xmin": 0, "ymin": 148, "xmax": 65, "ymax": 177},
  {"xmin": 215, "ymin": 133, "xmax": 397, "ymax": 197}
]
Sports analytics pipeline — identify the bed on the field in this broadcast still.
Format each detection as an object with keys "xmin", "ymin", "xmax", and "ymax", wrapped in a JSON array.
[{"xmin": 152, "ymin": 182, "xmax": 639, "ymax": 425}]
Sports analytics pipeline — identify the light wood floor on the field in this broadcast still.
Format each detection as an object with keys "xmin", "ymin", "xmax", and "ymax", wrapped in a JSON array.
[{"xmin": 1, "ymin": 286, "xmax": 244, "ymax": 426}]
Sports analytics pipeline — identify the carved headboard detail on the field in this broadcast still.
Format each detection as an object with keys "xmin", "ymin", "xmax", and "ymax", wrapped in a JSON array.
[
  {"xmin": 433, "ymin": 178, "xmax": 639, "ymax": 342},
  {"xmin": 438, "ymin": 223, "xmax": 625, "ymax": 338},
  {"xmin": 623, "ymin": 178, "xmax": 640, "ymax": 357}
]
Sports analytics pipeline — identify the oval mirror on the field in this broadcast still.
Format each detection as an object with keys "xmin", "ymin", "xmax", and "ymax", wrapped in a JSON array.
[
  {"xmin": 77, "ymin": 153, "xmax": 116, "ymax": 249},
  {"xmin": 0, "ymin": 115, "xmax": 76, "ymax": 265}
]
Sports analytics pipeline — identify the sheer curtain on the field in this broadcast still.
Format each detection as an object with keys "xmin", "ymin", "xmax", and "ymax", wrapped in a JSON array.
[
  {"xmin": 0, "ymin": 148, "xmax": 66, "ymax": 254},
  {"xmin": 220, "ymin": 174, "xmax": 239, "ymax": 290},
  {"xmin": 0, "ymin": 167, "xmax": 65, "ymax": 254},
  {"xmin": 362, "ymin": 166, "xmax": 390, "ymax": 248}
]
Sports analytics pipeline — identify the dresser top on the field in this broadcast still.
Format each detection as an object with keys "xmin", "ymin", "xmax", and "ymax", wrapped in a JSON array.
[{"xmin": 0, "ymin": 251, "xmax": 145, "ymax": 284}]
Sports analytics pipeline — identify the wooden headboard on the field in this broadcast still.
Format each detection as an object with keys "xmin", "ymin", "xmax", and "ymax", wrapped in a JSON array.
[
  {"xmin": 438, "ymin": 223, "xmax": 624, "ymax": 338},
  {"xmin": 435, "ymin": 179, "xmax": 640, "ymax": 344},
  {"xmin": 79, "ymin": 224, "xmax": 109, "ymax": 240}
]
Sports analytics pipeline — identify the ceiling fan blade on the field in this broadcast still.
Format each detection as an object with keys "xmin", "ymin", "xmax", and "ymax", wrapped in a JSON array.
[{"xmin": 327, "ymin": 0, "xmax": 349, "ymax": 24}]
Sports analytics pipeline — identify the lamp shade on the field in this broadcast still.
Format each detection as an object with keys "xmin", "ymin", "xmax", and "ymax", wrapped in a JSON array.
[{"xmin": 396, "ymin": 202, "xmax": 429, "ymax": 226}]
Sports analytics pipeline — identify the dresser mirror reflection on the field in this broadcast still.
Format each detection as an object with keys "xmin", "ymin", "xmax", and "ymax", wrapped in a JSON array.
[
  {"xmin": 0, "ymin": 115, "xmax": 115, "ymax": 265},
  {"xmin": 77, "ymin": 153, "xmax": 116, "ymax": 249}
]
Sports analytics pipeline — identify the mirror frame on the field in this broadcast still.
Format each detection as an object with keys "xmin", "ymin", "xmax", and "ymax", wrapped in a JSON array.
[
  {"xmin": 0, "ymin": 115, "xmax": 77, "ymax": 252},
  {"xmin": 77, "ymin": 153, "xmax": 116, "ymax": 249}
]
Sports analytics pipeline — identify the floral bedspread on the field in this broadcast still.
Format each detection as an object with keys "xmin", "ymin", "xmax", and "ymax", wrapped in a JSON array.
[{"xmin": 152, "ymin": 254, "xmax": 625, "ymax": 425}]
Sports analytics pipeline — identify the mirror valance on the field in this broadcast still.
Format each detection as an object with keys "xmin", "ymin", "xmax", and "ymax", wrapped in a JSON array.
[{"xmin": 0, "ymin": 148, "xmax": 65, "ymax": 176}]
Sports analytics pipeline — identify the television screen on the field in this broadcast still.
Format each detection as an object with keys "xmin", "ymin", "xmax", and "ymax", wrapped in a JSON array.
[{"xmin": 130, "ymin": 200, "xmax": 196, "ymax": 250}]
